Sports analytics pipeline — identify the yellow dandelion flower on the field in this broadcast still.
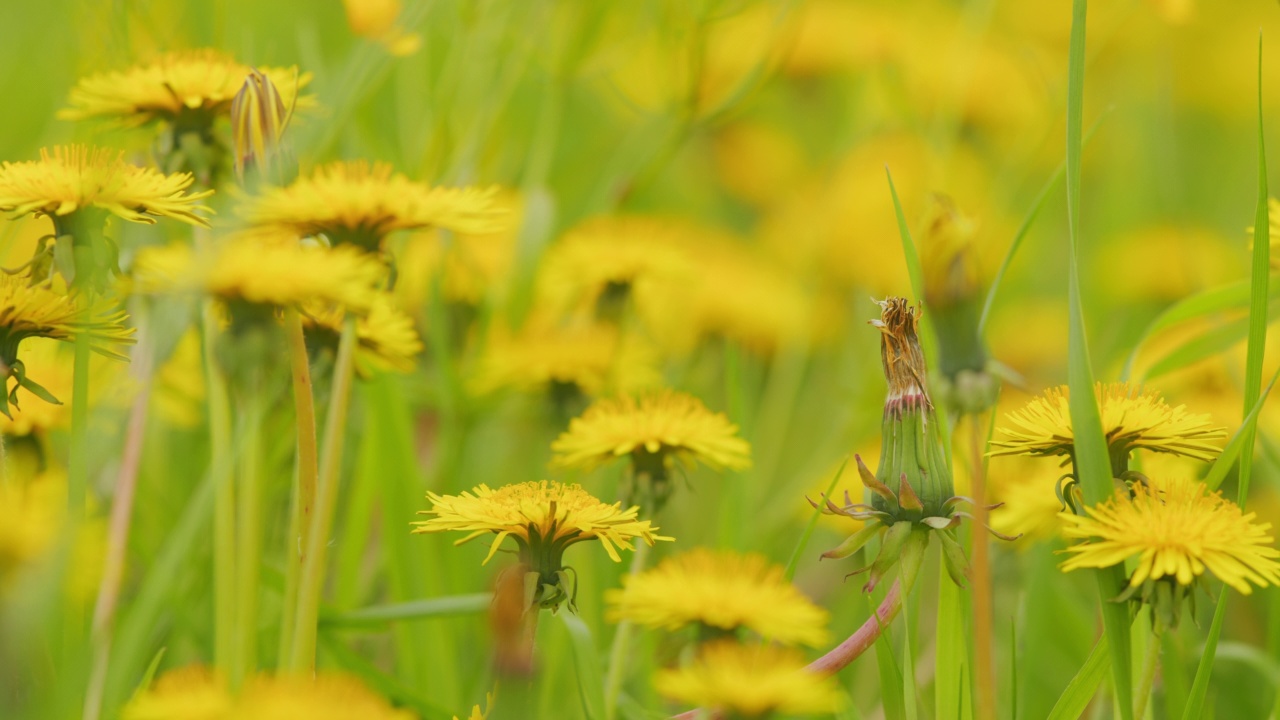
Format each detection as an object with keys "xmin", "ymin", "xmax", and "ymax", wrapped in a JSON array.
[
  {"xmin": 133, "ymin": 236, "xmax": 383, "ymax": 313},
  {"xmin": 413, "ymin": 480, "xmax": 670, "ymax": 564},
  {"xmin": 303, "ymin": 294, "xmax": 423, "ymax": 376},
  {"xmin": 550, "ymin": 389, "xmax": 751, "ymax": 473},
  {"xmin": 236, "ymin": 673, "xmax": 416, "ymax": 720},
  {"xmin": 0, "ymin": 145, "xmax": 213, "ymax": 228},
  {"xmin": 121, "ymin": 666, "xmax": 232, "ymax": 720},
  {"xmin": 470, "ymin": 317, "xmax": 660, "ymax": 397},
  {"xmin": 343, "ymin": 0, "xmax": 422, "ymax": 56},
  {"xmin": 1061, "ymin": 476, "xmax": 1280, "ymax": 596},
  {"xmin": 59, "ymin": 49, "xmax": 313, "ymax": 127},
  {"xmin": 654, "ymin": 641, "xmax": 842, "ymax": 718},
  {"xmin": 989, "ymin": 383, "xmax": 1226, "ymax": 463},
  {"xmin": 240, "ymin": 161, "xmax": 504, "ymax": 250},
  {"xmin": 0, "ymin": 338, "xmax": 72, "ymax": 436},
  {"xmin": 152, "ymin": 329, "xmax": 208, "ymax": 428},
  {"xmin": 605, "ymin": 548, "xmax": 828, "ymax": 647}
]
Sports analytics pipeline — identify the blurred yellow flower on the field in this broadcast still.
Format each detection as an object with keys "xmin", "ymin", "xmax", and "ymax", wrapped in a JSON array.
[
  {"xmin": 0, "ymin": 145, "xmax": 213, "ymax": 228},
  {"xmin": 605, "ymin": 548, "xmax": 828, "ymax": 647},
  {"xmin": 59, "ymin": 49, "xmax": 312, "ymax": 127},
  {"xmin": 989, "ymin": 383, "xmax": 1226, "ymax": 464},
  {"xmin": 240, "ymin": 161, "xmax": 504, "ymax": 250},
  {"xmin": 303, "ymin": 294, "xmax": 423, "ymax": 376},
  {"xmin": 0, "ymin": 470, "xmax": 104, "ymax": 601},
  {"xmin": 413, "ymin": 480, "xmax": 670, "ymax": 564},
  {"xmin": 0, "ymin": 338, "xmax": 73, "ymax": 435},
  {"xmin": 1061, "ymin": 476, "xmax": 1280, "ymax": 595},
  {"xmin": 551, "ymin": 389, "xmax": 751, "ymax": 473},
  {"xmin": 152, "ymin": 329, "xmax": 208, "ymax": 429},
  {"xmin": 121, "ymin": 666, "xmax": 232, "ymax": 720},
  {"xmin": 236, "ymin": 673, "xmax": 416, "ymax": 720},
  {"xmin": 343, "ymin": 0, "xmax": 422, "ymax": 56},
  {"xmin": 654, "ymin": 640, "xmax": 841, "ymax": 717},
  {"xmin": 133, "ymin": 236, "xmax": 383, "ymax": 313}
]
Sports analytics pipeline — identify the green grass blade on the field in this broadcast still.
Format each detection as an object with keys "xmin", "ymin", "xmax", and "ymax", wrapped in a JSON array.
[
  {"xmin": 783, "ymin": 456, "xmax": 848, "ymax": 582},
  {"xmin": 903, "ymin": 598, "xmax": 918, "ymax": 720},
  {"xmin": 886, "ymin": 167, "xmax": 925, "ymax": 301},
  {"xmin": 1063, "ymin": 1, "xmax": 1133, "ymax": 716},
  {"xmin": 1046, "ymin": 637, "xmax": 1112, "ymax": 720},
  {"xmin": 872, "ymin": 594, "xmax": 907, "ymax": 720},
  {"xmin": 320, "ymin": 594, "xmax": 493, "ymax": 629},
  {"xmin": 1182, "ymin": 591, "xmax": 1230, "ymax": 720},
  {"xmin": 1202, "ymin": 364, "xmax": 1280, "ymax": 492},
  {"xmin": 560, "ymin": 611, "xmax": 607, "ymax": 720},
  {"xmin": 935, "ymin": 560, "xmax": 971, "ymax": 720},
  {"xmin": 1239, "ymin": 30, "xmax": 1270, "ymax": 507}
]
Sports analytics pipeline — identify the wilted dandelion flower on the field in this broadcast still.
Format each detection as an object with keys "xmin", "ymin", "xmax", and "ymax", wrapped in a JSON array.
[
  {"xmin": 133, "ymin": 236, "xmax": 383, "ymax": 315},
  {"xmin": 240, "ymin": 161, "xmax": 504, "ymax": 251},
  {"xmin": 303, "ymin": 294, "xmax": 423, "ymax": 376},
  {"xmin": 59, "ymin": 49, "xmax": 312, "ymax": 128},
  {"xmin": 412, "ymin": 480, "xmax": 671, "ymax": 610},
  {"xmin": 605, "ymin": 548, "xmax": 828, "ymax": 647},
  {"xmin": 989, "ymin": 383, "xmax": 1227, "ymax": 473},
  {"xmin": 654, "ymin": 641, "xmax": 842, "ymax": 718},
  {"xmin": 1060, "ymin": 476, "xmax": 1280, "ymax": 626},
  {"xmin": 229, "ymin": 68, "xmax": 298, "ymax": 182}
]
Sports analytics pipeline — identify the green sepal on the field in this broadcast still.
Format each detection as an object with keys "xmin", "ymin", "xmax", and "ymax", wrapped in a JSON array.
[
  {"xmin": 865, "ymin": 520, "xmax": 913, "ymax": 593},
  {"xmin": 857, "ymin": 454, "xmax": 898, "ymax": 505},
  {"xmin": 897, "ymin": 527, "xmax": 930, "ymax": 597},
  {"xmin": 935, "ymin": 528, "xmax": 971, "ymax": 588},
  {"xmin": 897, "ymin": 473, "xmax": 924, "ymax": 512},
  {"xmin": 821, "ymin": 522, "xmax": 882, "ymax": 561},
  {"xmin": 12, "ymin": 361, "xmax": 62, "ymax": 406}
]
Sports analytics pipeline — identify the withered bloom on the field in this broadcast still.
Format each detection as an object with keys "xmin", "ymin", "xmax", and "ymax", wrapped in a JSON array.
[
  {"xmin": 920, "ymin": 195, "xmax": 999, "ymax": 416},
  {"xmin": 811, "ymin": 298, "xmax": 1014, "ymax": 595},
  {"xmin": 230, "ymin": 68, "xmax": 298, "ymax": 184}
]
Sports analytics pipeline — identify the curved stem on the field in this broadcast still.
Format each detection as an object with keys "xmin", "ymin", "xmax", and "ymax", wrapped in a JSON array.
[
  {"xmin": 669, "ymin": 580, "xmax": 903, "ymax": 720},
  {"xmin": 288, "ymin": 315, "xmax": 358, "ymax": 672},
  {"xmin": 277, "ymin": 308, "xmax": 318, "ymax": 666},
  {"xmin": 603, "ymin": 541, "xmax": 651, "ymax": 720},
  {"xmin": 968, "ymin": 415, "xmax": 997, "ymax": 720}
]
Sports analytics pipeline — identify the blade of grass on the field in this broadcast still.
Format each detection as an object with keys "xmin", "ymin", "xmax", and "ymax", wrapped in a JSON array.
[
  {"xmin": 1202, "ymin": 364, "xmax": 1280, "ymax": 492},
  {"xmin": 1063, "ymin": 1, "xmax": 1133, "ymax": 716},
  {"xmin": 320, "ymin": 594, "xmax": 493, "ymax": 629},
  {"xmin": 935, "ymin": 540, "xmax": 971, "ymax": 719},
  {"xmin": 1046, "ymin": 637, "xmax": 1111, "ymax": 720},
  {"xmin": 873, "ymin": 590, "xmax": 907, "ymax": 720},
  {"xmin": 903, "ymin": 593, "xmax": 919, "ymax": 720},
  {"xmin": 1188, "ymin": 33, "xmax": 1269, "ymax": 720},
  {"xmin": 560, "ymin": 612, "xmax": 607, "ymax": 720},
  {"xmin": 783, "ymin": 456, "xmax": 848, "ymax": 582}
]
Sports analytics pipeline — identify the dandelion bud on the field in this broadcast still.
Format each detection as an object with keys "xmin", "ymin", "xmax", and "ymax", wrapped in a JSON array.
[
  {"xmin": 230, "ymin": 68, "xmax": 296, "ymax": 184},
  {"xmin": 920, "ymin": 194, "xmax": 998, "ymax": 415}
]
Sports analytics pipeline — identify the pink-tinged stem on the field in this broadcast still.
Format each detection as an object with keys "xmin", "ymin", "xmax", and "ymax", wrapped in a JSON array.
[{"xmin": 668, "ymin": 580, "xmax": 903, "ymax": 720}]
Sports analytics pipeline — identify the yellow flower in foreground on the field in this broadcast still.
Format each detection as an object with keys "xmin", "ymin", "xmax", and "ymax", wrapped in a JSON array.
[
  {"xmin": 1061, "ymin": 477, "xmax": 1280, "ymax": 595},
  {"xmin": 414, "ymin": 481, "xmax": 672, "ymax": 610},
  {"xmin": 59, "ymin": 49, "xmax": 312, "ymax": 126},
  {"xmin": 0, "ymin": 145, "xmax": 213, "ymax": 228},
  {"xmin": 134, "ymin": 237, "xmax": 383, "ymax": 313},
  {"xmin": 606, "ymin": 548, "xmax": 829, "ymax": 647},
  {"xmin": 654, "ymin": 641, "xmax": 841, "ymax": 718},
  {"xmin": 0, "ymin": 338, "xmax": 73, "ymax": 435},
  {"xmin": 551, "ymin": 389, "xmax": 752, "ymax": 473},
  {"xmin": 303, "ymin": 295, "xmax": 423, "ymax": 376},
  {"xmin": 989, "ymin": 383, "xmax": 1226, "ymax": 463},
  {"xmin": 240, "ymin": 161, "xmax": 504, "ymax": 250},
  {"xmin": 121, "ymin": 666, "xmax": 232, "ymax": 720},
  {"xmin": 343, "ymin": 0, "xmax": 422, "ymax": 56},
  {"xmin": 451, "ymin": 693, "xmax": 492, "ymax": 720}
]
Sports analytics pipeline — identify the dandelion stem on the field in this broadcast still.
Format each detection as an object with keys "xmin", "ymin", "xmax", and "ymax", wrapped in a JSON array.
[
  {"xmin": 968, "ymin": 414, "xmax": 997, "ymax": 720},
  {"xmin": 203, "ymin": 298, "xmax": 237, "ymax": 677},
  {"xmin": 289, "ymin": 314, "xmax": 358, "ymax": 672},
  {"xmin": 278, "ymin": 307, "xmax": 318, "ymax": 666},
  {"xmin": 233, "ymin": 367, "xmax": 266, "ymax": 684},
  {"xmin": 1134, "ymin": 621, "xmax": 1163, "ymax": 719},
  {"xmin": 806, "ymin": 579, "xmax": 903, "ymax": 676},
  {"xmin": 603, "ymin": 540, "xmax": 650, "ymax": 720}
]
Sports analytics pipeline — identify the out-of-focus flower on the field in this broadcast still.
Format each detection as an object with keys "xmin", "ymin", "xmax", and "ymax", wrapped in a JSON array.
[
  {"xmin": 710, "ymin": 121, "xmax": 809, "ymax": 207},
  {"xmin": 303, "ymin": 294, "xmax": 423, "ymax": 376},
  {"xmin": 230, "ymin": 68, "xmax": 297, "ymax": 182},
  {"xmin": 1061, "ymin": 476, "xmax": 1280, "ymax": 626},
  {"xmin": 120, "ymin": 666, "xmax": 232, "ymax": 720},
  {"xmin": 133, "ymin": 236, "xmax": 383, "ymax": 315},
  {"xmin": 0, "ymin": 470, "xmax": 104, "ymax": 601},
  {"xmin": 654, "ymin": 641, "xmax": 842, "ymax": 718},
  {"xmin": 452, "ymin": 694, "xmax": 492, "ymax": 720},
  {"xmin": 152, "ymin": 328, "xmax": 207, "ymax": 429},
  {"xmin": 342, "ymin": 0, "xmax": 422, "ymax": 56},
  {"xmin": 0, "ymin": 338, "xmax": 72, "ymax": 436},
  {"xmin": 605, "ymin": 548, "xmax": 828, "ymax": 647},
  {"xmin": 412, "ymin": 481, "xmax": 671, "ymax": 610},
  {"xmin": 240, "ymin": 161, "xmax": 504, "ymax": 251}
]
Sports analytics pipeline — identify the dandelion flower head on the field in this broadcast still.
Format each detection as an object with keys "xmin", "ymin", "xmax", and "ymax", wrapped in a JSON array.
[
  {"xmin": 654, "ymin": 640, "xmax": 842, "ymax": 718},
  {"xmin": 120, "ymin": 665, "xmax": 232, "ymax": 720},
  {"xmin": 605, "ymin": 548, "xmax": 828, "ymax": 647},
  {"xmin": 303, "ymin": 294, "xmax": 423, "ymax": 376}
]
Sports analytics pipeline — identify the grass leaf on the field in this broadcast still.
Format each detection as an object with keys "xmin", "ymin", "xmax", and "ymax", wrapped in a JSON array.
[
  {"xmin": 320, "ymin": 594, "xmax": 493, "ymax": 629},
  {"xmin": 784, "ymin": 456, "xmax": 848, "ymax": 582},
  {"xmin": 1046, "ymin": 637, "xmax": 1111, "ymax": 720},
  {"xmin": 560, "ymin": 611, "xmax": 608, "ymax": 720},
  {"xmin": 1182, "ymin": 591, "xmax": 1229, "ymax": 720},
  {"xmin": 873, "ymin": 593, "xmax": 907, "ymax": 720}
]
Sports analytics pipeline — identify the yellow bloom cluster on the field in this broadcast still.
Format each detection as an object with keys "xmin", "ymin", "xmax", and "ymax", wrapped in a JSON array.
[
  {"xmin": 654, "ymin": 641, "xmax": 842, "ymax": 718},
  {"xmin": 303, "ymin": 295, "xmax": 423, "ymax": 376}
]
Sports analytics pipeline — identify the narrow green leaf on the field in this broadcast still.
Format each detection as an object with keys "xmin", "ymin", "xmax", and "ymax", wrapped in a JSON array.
[
  {"xmin": 1183, "ymin": 591, "xmax": 1230, "ymax": 720},
  {"xmin": 1009, "ymin": 618, "xmax": 1018, "ymax": 720},
  {"xmin": 903, "ymin": 596, "xmax": 919, "ymax": 720},
  {"xmin": 935, "ymin": 560, "xmax": 971, "ymax": 720},
  {"xmin": 872, "ymin": 593, "xmax": 907, "ymax": 720},
  {"xmin": 886, "ymin": 167, "xmax": 925, "ymax": 301},
  {"xmin": 320, "ymin": 594, "xmax": 493, "ymax": 629},
  {"xmin": 1139, "ymin": 314, "xmax": 1255, "ymax": 381},
  {"xmin": 1239, "ymin": 30, "xmax": 1270, "ymax": 507},
  {"xmin": 785, "ymin": 457, "xmax": 848, "ymax": 581},
  {"xmin": 1046, "ymin": 637, "xmax": 1112, "ymax": 720},
  {"xmin": 1063, "ymin": 1, "xmax": 1133, "ymax": 715},
  {"xmin": 1203, "ymin": 364, "xmax": 1280, "ymax": 492},
  {"xmin": 560, "ymin": 611, "xmax": 608, "ymax": 720}
]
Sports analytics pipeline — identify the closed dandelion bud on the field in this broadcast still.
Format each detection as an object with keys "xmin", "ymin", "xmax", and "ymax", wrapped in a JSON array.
[
  {"xmin": 810, "ymin": 298, "xmax": 1016, "ymax": 597},
  {"xmin": 920, "ymin": 195, "xmax": 998, "ymax": 415},
  {"xmin": 231, "ymin": 68, "xmax": 298, "ymax": 185}
]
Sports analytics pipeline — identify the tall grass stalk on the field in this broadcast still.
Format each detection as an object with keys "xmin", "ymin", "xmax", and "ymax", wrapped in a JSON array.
[
  {"xmin": 966, "ymin": 415, "xmax": 995, "ymax": 720},
  {"xmin": 277, "ymin": 307, "xmax": 318, "ymax": 665},
  {"xmin": 202, "ymin": 297, "xmax": 236, "ymax": 676}
]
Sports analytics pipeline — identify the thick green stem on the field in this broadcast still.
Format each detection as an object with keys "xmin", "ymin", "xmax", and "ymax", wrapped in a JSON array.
[
  {"xmin": 203, "ymin": 300, "xmax": 236, "ymax": 676},
  {"xmin": 968, "ymin": 415, "xmax": 996, "ymax": 720},
  {"xmin": 288, "ymin": 315, "xmax": 358, "ymax": 672},
  {"xmin": 233, "ymin": 373, "xmax": 265, "ymax": 685},
  {"xmin": 603, "ymin": 541, "xmax": 650, "ymax": 720},
  {"xmin": 277, "ymin": 308, "xmax": 318, "ymax": 666}
]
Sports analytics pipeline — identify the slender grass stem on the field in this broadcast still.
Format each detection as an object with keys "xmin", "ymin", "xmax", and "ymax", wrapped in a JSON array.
[
  {"xmin": 1134, "ymin": 622, "xmax": 1163, "ymax": 719},
  {"xmin": 278, "ymin": 307, "xmax": 318, "ymax": 666},
  {"xmin": 967, "ymin": 415, "xmax": 996, "ymax": 720},
  {"xmin": 83, "ymin": 340, "xmax": 153, "ymax": 720},
  {"xmin": 288, "ymin": 315, "xmax": 358, "ymax": 672},
  {"xmin": 603, "ymin": 541, "xmax": 650, "ymax": 720},
  {"xmin": 203, "ymin": 299, "xmax": 236, "ymax": 676},
  {"xmin": 233, "ymin": 370, "xmax": 265, "ymax": 684}
]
